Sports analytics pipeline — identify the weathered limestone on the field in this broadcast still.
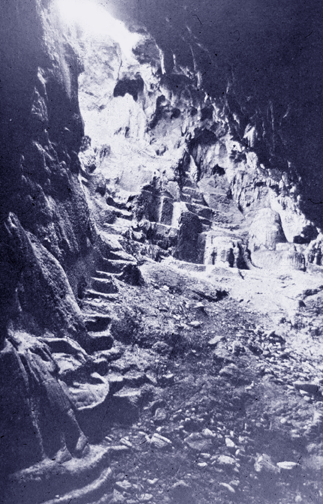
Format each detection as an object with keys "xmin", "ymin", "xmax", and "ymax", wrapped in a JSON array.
[
  {"xmin": 158, "ymin": 195, "xmax": 173, "ymax": 225},
  {"xmin": 248, "ymin": 208, "xmax": 286, "ymax": 252}
]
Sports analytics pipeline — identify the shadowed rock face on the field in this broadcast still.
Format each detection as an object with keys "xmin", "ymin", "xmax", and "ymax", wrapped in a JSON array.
[
  {"xmin": 0, "ymin": 0, "xmax": 95, "ymax": 491},
  {"xmin": 1, "ymin": 1, "xmax": 323, "ymax": 503},
  {"xmin": 0, "ymin": 0, "xmax": 96, "ymax": 330}
]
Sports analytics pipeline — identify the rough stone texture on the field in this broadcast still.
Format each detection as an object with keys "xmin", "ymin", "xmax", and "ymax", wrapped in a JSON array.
[
  {"xmin": 0, "ymin": 0, "xmax": 95, "ymax": 487},
  {"xmin": 248, "ymin": 208, "xmax": 286, "ymax": 252},
  {"xmin": 75, "ymin": 17, "xmax": 321, "ymax": 275},
  {"xmin": 0, "ymin": 335, "xmax": 88, "ymax": 476},
  {"xmin": 1, "ymin": 1, "xmax": 323, "ymax": 503}
]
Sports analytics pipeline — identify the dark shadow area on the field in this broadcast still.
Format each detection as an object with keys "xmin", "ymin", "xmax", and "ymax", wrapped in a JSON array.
[{"xmin": 113, "ymin": 76, "xmax": 144, "ymax": 101}]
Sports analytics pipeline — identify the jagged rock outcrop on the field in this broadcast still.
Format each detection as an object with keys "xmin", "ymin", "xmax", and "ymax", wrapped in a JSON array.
[
  {"xmin": 248, "ymin": 208, "xmax": 287, "ymax": 252},
  {"xmin": 0, "ymin": 0, "xmax": 97, "ymax": 325},
  {"xmin": 1, "ymin": 1, "xmax": 322, "ymax": 503},
  {"xmin": 0, "ymin": 0, "xmax": 99, "ymax": 494},
  {"xmin": 76, "ymin": 17, "xmax": 319, "ymax": 274},
  {"xmin": 107, "ymin": 0, "xmax": 323, "ymax": 227},
  {"xmin": 0, "ymin": 334, "xmax": 88, "ymax": 477}
]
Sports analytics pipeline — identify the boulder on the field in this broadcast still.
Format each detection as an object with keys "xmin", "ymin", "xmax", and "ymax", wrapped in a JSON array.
[
  {"xmin": 248, "ymin": 208, "xmax": 286, "ymax": 252},
  {"xmin": 254, "ymin": 454, "xmax": 280, "ymax": 474},
  {"xmin": 293, "ymin": 381, "xmax": 321, "ymax": 396},
  {"xmin": 64, "ymin": 373, "xmax": 110, "ymax": 412},
  {"xmin": 217, "ymin": 455, "xmax": 237, "ymax": 467},
  {"xmin": 110, "ymin": 387, "xmax": 143, "ymax": 423},
  {"xmin": 118, "ymin": 263, "xmax": 144, "ymax": 286},
  {"xmin": 184, "ymin": 433, "xmax": 213, "ymax": 451},
  {"xmin": 0, "ymin": 337, "xmax": 88, "ymax": 476},
  {"xmin": 52, "ymin": 352, "xmax": 87, "ymax": 379},
  {"xmin": 150, "ymin": 433, "xmax": 172, "ymax": 449}
]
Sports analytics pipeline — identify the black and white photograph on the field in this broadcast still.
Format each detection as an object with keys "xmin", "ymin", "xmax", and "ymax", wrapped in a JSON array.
[{"xmin": 0, "ymin": 0, "xmax": 322, "ymax": 502}]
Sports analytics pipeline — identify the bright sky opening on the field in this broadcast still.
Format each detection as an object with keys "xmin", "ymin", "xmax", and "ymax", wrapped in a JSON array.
[{"xmin": 56, "ymin": 0, "xmax": 140, "ymax": 56}]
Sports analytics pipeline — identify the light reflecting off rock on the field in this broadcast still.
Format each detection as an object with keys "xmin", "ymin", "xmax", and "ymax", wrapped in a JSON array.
[{"xmin": 55, "ymin": 0, "xmax": 140, "ymax": 55}]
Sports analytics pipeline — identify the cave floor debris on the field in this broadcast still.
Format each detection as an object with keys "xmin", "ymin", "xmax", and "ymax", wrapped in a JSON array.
[{"xmin": 76, "ymin": 260, "xmax": 323, "ymax": 504}]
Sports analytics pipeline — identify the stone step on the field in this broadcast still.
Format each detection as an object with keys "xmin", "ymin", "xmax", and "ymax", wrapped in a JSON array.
[
  {"xmin": 95, "ymin": 265, "xmax": 143, "ymax": 286},
  {"xmin": 88, "ymin": 330, "xmax": 113, "ymax": 338},
  {"xmin": 187, "ymin": 203, "xmax": 214, "ymax": 220},
  {"xmin": 201, "ymin": 222, "xmax": 212, "ymax": 232},
  {"xmin": 199, "ymin": 217, "xmax": 212, "ymax": 228},
  {"xmin": 123, "ymin": 369, "xmax": 148, "ymax": 388},
  {"xmin": 103, "ymin": 218, "xmax": 132, "ymax": 233},
  {"xmin": 91, "ymin": 278, "xmax": 119, "ymax": 294},
  {"xmin": 180, "ymin": 193, "xmax": 192, "ymax": 204},
  {"xmin": 106, "ymin": 196, "xmax": 128, "ymax": 210},
  {"xmin": 93, "ymin": 271, "xmax": 115, "ymax": 281},
  {"xmin": 191, "ymin": 197, "xmax": 208, "ymax": 206},
  {"xmin": 6, "ymin": 446, "xmax": 113, "ymax": 504},
  {"xmin": 81, "ymin": 177, "xmax": 90, "ymax": 186},
  {"xmin": 84, "ymin": 315, "xmax": 112, "ymax": 332},
  {"xmin": 181, "ymin": 194, "xmax": 205, "ymax": 206},
  {"xmin": 85, "ymin": 289, "xmax": 119, "ymax": 301},
  {"xmin": 38, "ymin": 467, "xmax": 112, "ymax": 504},
  {"xmin": 86, "ymin": 331, "xmax": 114, "ymax": 353},
  {"xmin": 102, "ymin": 249, "xmax": 135, "ymax": 261},
  {"xmin": 107, "ymin": 372, "xmax": 124, "ymax": 394},
  {"xmin": 181, "ymin": 179, "xmax": 196, "ymax": 189},
  {"xmin": 101, "ymin": 259, "xmax": 137, "ymax": 274},
  {"xmin": 105, "ymin": 205, "xmax": 132, "ymax": 220},
  {"xmin": 182, "ymin": 187, "xmax": 205, "ymax": 201}
]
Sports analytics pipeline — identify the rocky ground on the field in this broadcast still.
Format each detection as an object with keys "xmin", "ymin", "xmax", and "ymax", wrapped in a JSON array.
[
  {"xmin": 10, "ymin": 253, "xmax": 323, "ymax": 504},
  {"xmin": 82, "ymin": 261, "xmax": 323, "ymax": 504},
  {"xmin": 2, "ymin": 3, "xmax": 323, "ymax": 504}
]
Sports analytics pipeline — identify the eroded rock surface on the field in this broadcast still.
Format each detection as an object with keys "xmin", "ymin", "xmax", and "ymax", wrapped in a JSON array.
[{"xmin": 1, "ymin": 1, "xmax": 323, "ymax": 504}]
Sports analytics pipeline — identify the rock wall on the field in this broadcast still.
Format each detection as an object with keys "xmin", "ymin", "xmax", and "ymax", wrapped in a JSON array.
[
  {"xmin": 105, "ymin": 0, "xmax": 323, "ymax": 228},
  {"xmin": 0, "ymin": 1, "xmax": 322, "ymax": 501},
  {"xmin": 76, "ymin": 21, "xmax": 318, "ymax": 272},
  {"xmin": 0, "ymin": 0, "xmax": 97, "ymax": 490},
  {"xmin": 0, "ymin": 0, "xmax": 96, "ymax": 334}
]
